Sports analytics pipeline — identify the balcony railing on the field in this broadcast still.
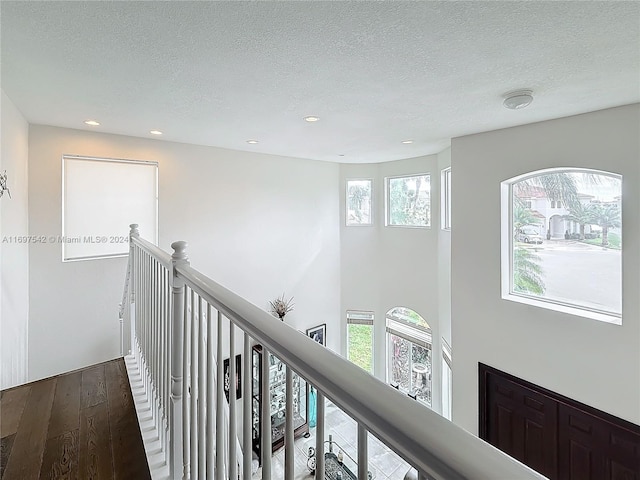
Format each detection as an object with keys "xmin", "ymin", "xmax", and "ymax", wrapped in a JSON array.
[{"xmin": 120, "ymin": 224, "xmax": 547, "ymax": 480}]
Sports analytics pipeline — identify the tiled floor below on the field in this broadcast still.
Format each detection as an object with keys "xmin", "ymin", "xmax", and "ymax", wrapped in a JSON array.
[{"xmin": 253, "ymin": 401, "xmax": 411, "ymax": 479}]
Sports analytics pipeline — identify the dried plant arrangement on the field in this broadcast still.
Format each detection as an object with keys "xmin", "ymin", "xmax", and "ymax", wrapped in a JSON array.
[
  {"xmin": 0, "ymin": 171, "xmax": 10, "ymax": 199},
  {"xmin": 269, "ymin": 293, "xmax": 294, "ymax": 321}
]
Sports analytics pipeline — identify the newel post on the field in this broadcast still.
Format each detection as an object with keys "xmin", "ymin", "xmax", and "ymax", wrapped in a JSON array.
[
  {"xmin": 170, "ymin": 241, "xmax": 189, "ymax": 480},
  {"xmin": 127, "ymin": 223, "xmax": 140, "ymax": 355}
]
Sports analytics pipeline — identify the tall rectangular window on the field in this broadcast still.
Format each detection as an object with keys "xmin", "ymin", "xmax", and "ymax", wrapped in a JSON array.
[
  {"xmin": 386, "ymin": 174, "xmax": 430, "ymax": 227},
  {"xmin": 346, "ymin": 310, "xmax": 374, "ymax": 373},
  {"xmin": 62, "ymin": 155, "xmax": 158, "ymax": 261},
  {"xmin": 441, "ymin": 168, "xmax": 451, "ymax": 230},
  {"xmin": 346, "ymin": 179, "xmax": 373, "ymax": 226}
]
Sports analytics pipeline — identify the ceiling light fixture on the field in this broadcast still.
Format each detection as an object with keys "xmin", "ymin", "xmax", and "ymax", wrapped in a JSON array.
[
  {"xmin": 401, "ymin": 140, "xmax": 413, "ymax": 144},
  {"xmin": 246, "ymin": 139, "xmax": 259, "ymax": 144},
  {"xmin": 503, "ymin": 90, "xmax": 534, "ymax": 110},
  {"xmin": 304, "ymin": 116, "xmax": 320, "ymax": 122},
  {"xmin": 149, "ymin": 130, "xmax": 163, "ymax": 135},
  {"xmin": 84, "ymin": 120, "xmax": 100, "ymax": 126}
]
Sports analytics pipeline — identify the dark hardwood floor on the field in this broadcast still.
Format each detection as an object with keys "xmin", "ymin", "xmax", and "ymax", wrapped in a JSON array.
[{"xmin": 0, "ymin": 358, "xmax": 151, "ymax": 480}]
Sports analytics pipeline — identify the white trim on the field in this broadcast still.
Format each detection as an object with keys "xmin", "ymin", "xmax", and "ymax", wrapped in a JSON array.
[
  {"xmin": 346, "ymin": 309, "xmax": 375, "ymax": 325},
  {"xmin": 441, "ymin": 167, "xmax": 451, "ymax": 231},
  {"xmin": 502, "ymin": 292, "xmax": 622, "ymax": 325}
]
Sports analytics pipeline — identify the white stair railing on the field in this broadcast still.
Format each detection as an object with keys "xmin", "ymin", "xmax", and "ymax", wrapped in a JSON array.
[{"xmin": 121, "ymin": 224, "xmax": 548, "ymax": 480}]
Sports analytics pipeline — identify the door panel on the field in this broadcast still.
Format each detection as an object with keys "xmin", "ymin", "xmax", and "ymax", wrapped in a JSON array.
[
  {"xmin": 479, "ymin": 364, "xmax": 640, "ymax": 480},
  {"xmin": 484, "ymin": 371, "xmax": 558, "ymax": 478},
  {"xmin": 559, "ymin": 403, "xmax": 640, "ymax": 480}
]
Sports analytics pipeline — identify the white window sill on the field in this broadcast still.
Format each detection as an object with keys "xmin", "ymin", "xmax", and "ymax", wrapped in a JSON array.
[{"xmin": 502, "ymin": 293, "xmax": 622, "ymax": 326}]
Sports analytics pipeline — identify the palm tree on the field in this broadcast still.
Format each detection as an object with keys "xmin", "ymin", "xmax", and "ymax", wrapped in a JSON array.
[
  {"xmin": 511, "ymin": 171, "xmax": 583, "ymax": 295},
  {"xmin": 564, "ymin": 202, "xmax": 596, "ymax": 240},
  {"xmin": 591, "ymin": 203, "xmax": 621, "ymax": 247},
  {"xmin": 513, "ymin": 247, "xmax": 545, "ymax": 295},
  {"xmin": 514, "ymin": 171, "xmax": 581, "ymax": 210},
  {"xmin": 513, "ymin": 205, "xmax": 541, "ymax": 235},
  {"xmin": 348, "ymin": 184, "xmax": 368, "ymax": 222}
]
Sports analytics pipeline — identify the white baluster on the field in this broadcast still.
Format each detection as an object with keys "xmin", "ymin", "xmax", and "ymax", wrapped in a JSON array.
[
  {"xmin": 127, "ymin": 224, "xmax": 139, "ymax": 355},
  {"xmin": 243, "ymin": 334, "xmax": 253, "ymax": 480},
  {"xmin": 216, "ymin": 310, "xmax": 224, "ymax": 480},
  {"xmin": 170, "ymin": 240, "xmax": 188, "ymax": 480},
  {"xmin": 145, "ymin": 250, "xmax": 149, "ymax": 392},
  {"xmin": 151, "ymin": 256, "xmax": 157, "ymax": 429},
  {"xmin": 190, "ymin": 290, "xmax": 198, "ymax": 479},
  {"xmin": 160, "ymin": 266, "xmax": 167, "ymax": 452},
  {"xmin": 145, "ymin": 252, "xmax": 150, "ymax": 399},
  {"xmin": 183, "ymin": 287, "xmax": 191, "ymax": 479},
  {"xmin": 136, "ymin": 245, "xmax": 141, "ymax": 359},
  {"xmin": 316, "ymin": 391, "xmax": 325, "ymax": 479},
  {"xmin": 285, "ymin": 366, "xmax": 294, "ymax": 478},
  {"xmin": 358, "ymin": 423, "xmax": 368, "ymax": 480},
  {"xmin": 260, "ymin": 347, "xmax": 272, "ymax": 479},
  {"xmin": 152, "ymin": 259, "xmax": 157, "ymax": 431},
  {"xmin": 167, "ymin": 266, "xmax": 171, "ymax": 457},
  {"xmin": 206, "ymin": 304, "xmax": 215, "ymax": 479},
  {"xmin": 228, "ymin": 322, "xmax": 237, "ymax": 480},
  {"xmin": 198, "ymin": 298, "xmax": 206, "ymax": 480},
  {"xmin": 155, "ymin": 261, "xmax": 160, "ymax": 408}
]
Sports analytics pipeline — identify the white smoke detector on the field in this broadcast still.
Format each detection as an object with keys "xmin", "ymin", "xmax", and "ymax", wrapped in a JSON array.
[{"xmin": 503, "ymin": 90, "xmax": 534, "ymax": 110}]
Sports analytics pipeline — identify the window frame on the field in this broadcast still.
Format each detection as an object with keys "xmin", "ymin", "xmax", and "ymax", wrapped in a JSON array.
[
  {"xmin": 441, "ymin": 338, "xmax": 452, "ymax": 420},
  {"xmin": 345, "ymin": 178, "xmax": 374, "ymax": 226},
  {"xmin": 385, "ymin": 173, "xmax": 431, "ymax": 228},
  {"xmin": 500, "ymin": 167, "xmax": 622, "ymax": 325},
  {"xmin": 346, "ymin": 310, "xmax": 375, "ymax": 373},
  {"xmin": 441, "ymin": 167, "xmax": 451, "ymax": 230}
]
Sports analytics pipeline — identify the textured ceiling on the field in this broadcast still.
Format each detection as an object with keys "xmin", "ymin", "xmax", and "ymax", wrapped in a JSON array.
[{"xmin": 1, "ymin": 1, "xmax": 639, "ymax": 163}]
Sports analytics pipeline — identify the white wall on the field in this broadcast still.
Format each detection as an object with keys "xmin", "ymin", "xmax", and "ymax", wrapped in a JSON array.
[
  {"xmin": 451, "ymin": 104, "xmax": 640, "ymax": 432},
  {"xmin": 1, "ymin": 89, "xmax": 30, "ymax": 389},
  {"xmin": 28, "ymin": 125, "xmax": 341, "ymax": 381},
  {"xmin": 339, "ymin": 154, "xmax": 445, "ymax": 413}
]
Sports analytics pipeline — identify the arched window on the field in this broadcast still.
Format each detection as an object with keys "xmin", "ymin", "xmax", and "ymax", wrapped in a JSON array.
[
  {"xmin": 501, "ymin": 168, "xmax": 622, "ymax": 323},
  {"xmin": 386, "ymin": 307, "xmax": 432, "ymax": 406}
]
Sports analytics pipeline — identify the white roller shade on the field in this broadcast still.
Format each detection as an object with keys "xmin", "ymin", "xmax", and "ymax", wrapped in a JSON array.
[{"xmin": 62, "ymin": 155, "xmax": 158, "ymax": 261}]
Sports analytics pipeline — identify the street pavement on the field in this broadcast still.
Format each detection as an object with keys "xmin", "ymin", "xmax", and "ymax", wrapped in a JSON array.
[{"xmin": 522, "ymin": 240, "xmax": 621, "ymax": 313}]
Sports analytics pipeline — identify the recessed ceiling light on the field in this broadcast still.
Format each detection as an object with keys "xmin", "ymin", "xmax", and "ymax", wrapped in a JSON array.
[
  {"xmin": 304, "ymin": 116, "xmax": 320, "ymax": 122},
  {"xmin": 401, "ymin": 140, "xmax": 413, "ymax": 144},
  {"xmin": 503, "ymin": 90, "xmax": 534, "ymax": 110},
  {"xmin": 246, "ymin": 139, "xmax": 259, "ymax": 144},
  {"xmin": 149, "ymin": 130, "xmax": 163, "ymax": 135},
  {"xmin": 338, "ymin": 154, "xmax": 345, "ymax": 157},
  {"xmin": 84, "ymin": 120, "xmax": 100, "ymax": 126}
]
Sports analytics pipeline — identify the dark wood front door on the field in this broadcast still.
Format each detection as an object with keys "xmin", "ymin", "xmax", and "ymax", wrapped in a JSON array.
[
  {"xmin": 479, "ymin": 363, "xmax": 640, "ymax": 480},
  {"xmin": 558, "ymin": 403, "xmax": 640, "ymax": 480},
  {"xmin": 482, "ymin": 366, "xmax": 558, "ymax": 478}
]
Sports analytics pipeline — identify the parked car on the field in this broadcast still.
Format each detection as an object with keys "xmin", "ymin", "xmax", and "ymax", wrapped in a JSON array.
[{"xmin": 517, "ymin": 227, "xmax": 543, "ymax": 244}]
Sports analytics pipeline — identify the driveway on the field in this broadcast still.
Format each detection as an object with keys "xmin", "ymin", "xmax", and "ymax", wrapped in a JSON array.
[{"xmin": 525, "ymin": 240, "xmax": 621, "ymax": 313}]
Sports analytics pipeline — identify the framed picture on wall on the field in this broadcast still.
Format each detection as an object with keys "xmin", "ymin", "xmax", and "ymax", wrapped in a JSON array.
[
  {"xmin": 223, "ymin": 354, "xmax": 242, "ymax": 401},
  {"xmin": 306, "ymin": 324, "xmax": 326, "ymax": 346}
]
